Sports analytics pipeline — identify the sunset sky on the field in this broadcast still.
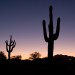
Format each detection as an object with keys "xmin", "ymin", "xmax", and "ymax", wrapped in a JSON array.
[{"xmin": 0, "ymin": 0, "xmax": 75, "ymax": 59}]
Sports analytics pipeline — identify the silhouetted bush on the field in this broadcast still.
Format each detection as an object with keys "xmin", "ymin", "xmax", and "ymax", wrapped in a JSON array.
[
  {"xmin": 29, "ymin": 52, "xmax": 41, "ymax": 60},
  {"xmin": 11, "ymin": 55, "xmax": 22, "ymax": 60},
  {"xmin": 0, "ymin": 51, "xmax": 7, "ymax": 60},
  {"xmin": 53, "ymin": 54, "xmax": 75, "ymax": 64}
]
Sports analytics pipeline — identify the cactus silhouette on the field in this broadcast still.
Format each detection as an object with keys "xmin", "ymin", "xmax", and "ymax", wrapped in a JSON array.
[
  {"xmin": 5, "ymin": 35, "xmax": 16, "ymax": 60},
  {"xmin": 42, "ymin": 6, "xmax": 60, "ymax": 63}
]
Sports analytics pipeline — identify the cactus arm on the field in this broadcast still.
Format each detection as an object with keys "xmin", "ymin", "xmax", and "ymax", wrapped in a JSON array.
[
  {"xmin": 11, "ymin": 40, "xmax": 16, "ymax": 51},
  {"xmin": 11, "ymin": 40, "xmax": 15, "ymax": 46},
  {"xmin": 42, "ymin": 20, "xmax": 49, "ymax": 42},
  {"xmin": 10, "ymin": 35, "xmax": 12, "ymax": 44},
  {"xmin": 53, "ymin": 18, "xmax": 60, "ymax": 40},
  {"xmin": 14, "ymin": 40, "xmax": 16, "ymax": 46},
  {"xmin": 6, "ymin": 46, "xmax": 9, "ymax": 52},
  {"xmin": 12, "ymin": 41, "xmax": 16, "ymax": 48},
  {"xmin": 5, "ymin": 40, "xmax": 9, "ymax": 52}
]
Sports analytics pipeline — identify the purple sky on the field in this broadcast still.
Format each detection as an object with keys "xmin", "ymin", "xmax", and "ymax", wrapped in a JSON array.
[{"xmin": 0, "ymin": 0, "xmax": 75, "ymax": 59}]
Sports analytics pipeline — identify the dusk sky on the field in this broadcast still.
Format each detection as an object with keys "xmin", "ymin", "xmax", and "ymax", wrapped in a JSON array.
[{"xmin": 0, "ymin": 0, "xmax": 75, "ymax": 59}]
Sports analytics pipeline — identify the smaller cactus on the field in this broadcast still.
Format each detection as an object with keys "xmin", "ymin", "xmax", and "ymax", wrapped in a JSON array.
[{"xmin": 5, "ymin": 35, "xmax": 16, "ymax": 60}]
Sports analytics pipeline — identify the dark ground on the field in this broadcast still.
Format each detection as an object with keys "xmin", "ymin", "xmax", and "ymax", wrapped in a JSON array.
[{"xmin": 0, "ymin": 55, "xmax": 75, "ymax": 75}]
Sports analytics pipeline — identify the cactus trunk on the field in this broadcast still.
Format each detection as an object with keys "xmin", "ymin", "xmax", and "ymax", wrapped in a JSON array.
[
  {"xmin": 48, "ymin": 39, "xmax": 54, "ymax": 63},
  {"xmin": 8, "ymin": 52, "xmax": 11, "ymax": 60}
]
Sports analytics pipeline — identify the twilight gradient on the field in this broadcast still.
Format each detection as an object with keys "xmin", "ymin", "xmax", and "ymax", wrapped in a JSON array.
[{"xmin": 0, "ymin": 0, "xmax": 75, "ymax": 59}]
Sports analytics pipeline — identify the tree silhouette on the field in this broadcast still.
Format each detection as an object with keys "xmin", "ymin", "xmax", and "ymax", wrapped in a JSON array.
[
  {"xmin": 11, "ymin": 55, "xmax": 22, "ymax": 60},
  {"xmin": 5, "ymin": 35, "xmax": 16, "ymax": 60},
  {"xmin": 0, "ymin": 51, "xmax": 7, "ymax": 60},
  {"xmin": 29, "ymin": 52, "xmax": 41, "ymax": 60},
  {"xmin": 42, "ymin": 6, "xmax": 60, "ymax": 63}
]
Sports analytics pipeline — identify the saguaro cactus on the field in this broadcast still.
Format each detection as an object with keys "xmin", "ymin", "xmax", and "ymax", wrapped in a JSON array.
[
  {"xmin": 5, "ymin": 35, "xmax": 16, "ymax": 60},
  {"xmin": 42, "ymin": 6, "xmax": 60, "ymax": 63}
]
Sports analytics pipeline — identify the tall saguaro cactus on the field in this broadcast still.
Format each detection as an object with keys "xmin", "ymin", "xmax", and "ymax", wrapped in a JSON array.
[
  {"xmin": 5, "ymin": 35, "xmax": 16, "ymax": 60},
  {"xmin": 42, "ymin": 6, "xmax": 60, "ymax": 63}
]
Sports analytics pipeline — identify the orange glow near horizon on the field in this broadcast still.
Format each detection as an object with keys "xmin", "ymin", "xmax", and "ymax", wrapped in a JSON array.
[
  {"xmin": 3, "ymin": 44, "xmax": 75, "ymax": 60},
  {"xmin": 1, "ymin": 35, "xmax": 75, "ymax": 60}
]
